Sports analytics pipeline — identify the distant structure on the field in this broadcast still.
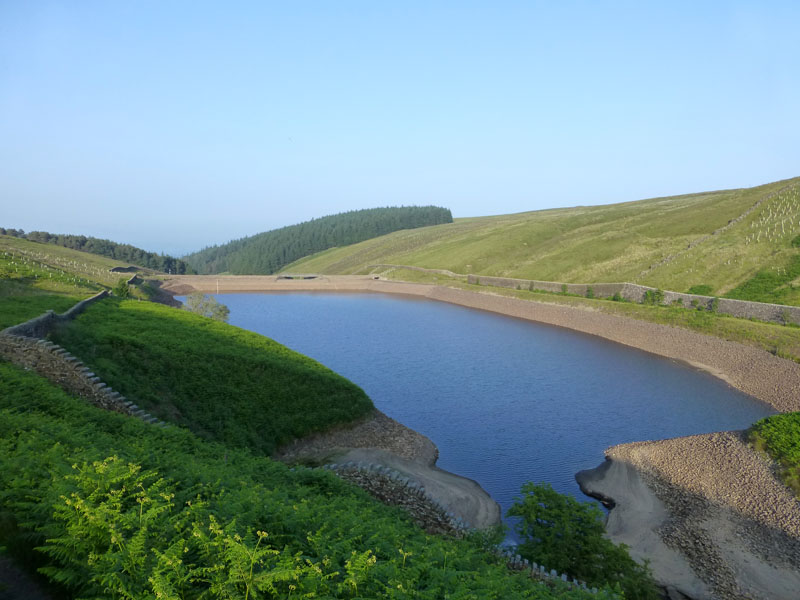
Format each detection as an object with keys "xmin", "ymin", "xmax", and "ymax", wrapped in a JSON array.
[{"xmin": 277, "ymin": 274, "xmax": 319, "ymax": 280}]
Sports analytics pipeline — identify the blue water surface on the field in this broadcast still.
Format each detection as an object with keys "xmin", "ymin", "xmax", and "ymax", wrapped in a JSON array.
[{"xmin": 206, "ymin": 292, "xmax": 773, "ymax": 522}]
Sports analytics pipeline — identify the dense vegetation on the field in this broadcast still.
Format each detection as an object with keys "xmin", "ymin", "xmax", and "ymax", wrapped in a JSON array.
[
  {"xmin": 749, "ymin": 413, "xmax": 800, "ymax": 496},
  {"xmin": 0, "ymin": 362, "xmax": 604, "ymax": 599},
  {"xmin": 287, "ymin": 178, "xmax": 800, "ymax": 306},
  {"xmin": 183, "ymin": 206, "xmax": 453, "ymax": 275},
  {"xmin": 0, "ymin": 227, "xmax": 194, "ymax": 274},
  {"xmin": 509, "ymin": 483, "xmax": 658, "ymax": 599},
  {"xmin": 723, "ymin": 254, "xmax": 800, "ymax": 305},
  {"xmin": 49, "ymin": 298, "xmax": 373, "ymax": 455}
]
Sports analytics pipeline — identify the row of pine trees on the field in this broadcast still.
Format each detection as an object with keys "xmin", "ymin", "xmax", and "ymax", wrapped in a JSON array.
[
  {"xmin": 184, "ymin": 206, "xmax": 453, "ymax": 275},
  {"xmin": 0, "ymin": 228, "xmax": 194, "ymax": 275}
]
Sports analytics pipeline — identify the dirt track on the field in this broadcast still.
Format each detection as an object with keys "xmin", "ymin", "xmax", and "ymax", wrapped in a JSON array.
[{"xmin": 162, "ymin": 275, "xmax": 800, "ymax": 412}]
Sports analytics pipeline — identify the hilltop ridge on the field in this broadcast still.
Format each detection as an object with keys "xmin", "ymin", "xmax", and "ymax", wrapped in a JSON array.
[{"xmin": 287, "ymin": 177, "xmax": 800, "ymax": 306}]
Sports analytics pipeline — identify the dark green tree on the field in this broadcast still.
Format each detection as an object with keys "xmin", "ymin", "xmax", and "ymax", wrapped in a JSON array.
[
  {"xmin": 112, "ymin": 278, "xmax": 131, "ymax": 299},
  {"xmin": 183, "ymin": 293, "xmax": 230, "ymax": 322},
  {"xmin": 508, "ymin": 482, "xmax": 659, "ymax": 599},
  {"xmin": 183, "ymin": 206, "xmax": 454, "ymax": 275}
]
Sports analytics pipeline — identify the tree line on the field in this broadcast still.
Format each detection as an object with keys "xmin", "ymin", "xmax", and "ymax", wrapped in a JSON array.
[
  {"xmin": 183, "ymin": 205, "xmax": 453, "ymax": 275},
  {"xmin": 0, "ymin": 227, "xmax": 194, "ymax": 274}
]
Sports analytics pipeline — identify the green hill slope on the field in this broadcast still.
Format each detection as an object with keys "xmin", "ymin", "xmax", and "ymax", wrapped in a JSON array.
[
  {"xmin": 0, "ymin": 234, "xmax": 154, "ymax": 328},
  {"xmin": 49, "ymin": 298, "xmax": 374, "ymax": 455},
  {"xmin": 287, "ymin": 177, "xmax": 800, "ymax": 305},
  {"xmin": 184, "ymin": 205, "xmax": 453, "ymax": 275},
  {"xmin": 2, "ymin": 227, "xmax": 194, "ymax": 274}
]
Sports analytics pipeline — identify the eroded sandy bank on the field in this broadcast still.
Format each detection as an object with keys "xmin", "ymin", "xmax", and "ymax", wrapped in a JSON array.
[
  {"xmin": 579, "ymin": 434, "xmax": 800, "ymax": 600},
  {"xmin": 162, "ymin": 275, "xmax": 800, "ymax": 412},
  {"xmin": 274, "ymin": 409, "xmax": 502, "ymax": 530}
]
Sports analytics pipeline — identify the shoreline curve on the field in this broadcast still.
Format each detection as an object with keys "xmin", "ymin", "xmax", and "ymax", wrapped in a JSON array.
[{"xmin": 162, "ymin": 274, "xmax": 800, "ymax": 413}]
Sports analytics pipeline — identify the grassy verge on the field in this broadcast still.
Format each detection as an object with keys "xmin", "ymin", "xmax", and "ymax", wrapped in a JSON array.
[
  {"xmin": 0, "ymin": 360, "xmax": 600, "ymax": 599},
  {"xmin": 49, "ymin": 298, "xmax": 374, "ymax": 455},
  {"xmin": 382, "ymin": 268, "xmax": 800, "ymax": 362},
  {"xmin": 748, "ymin": 413, "xmax": 800, "ymax": 497}
]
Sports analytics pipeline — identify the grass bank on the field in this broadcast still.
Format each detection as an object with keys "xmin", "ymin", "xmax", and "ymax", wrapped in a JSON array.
[
  {"xmin": 49, "ymin": 298, "xmax": 374, "ymax": 455},
  {"xmin": 288, "ymin": 177, "xmax": 800, "ymax": 305},
  {"xmin": 0, "ymin": 234, "xmax": 150, "ymax": 327}
]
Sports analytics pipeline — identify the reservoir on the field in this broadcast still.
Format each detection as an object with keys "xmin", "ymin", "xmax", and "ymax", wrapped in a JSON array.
[{"xmin": 213, "ymin": 292, "xmax": 773, "ymax": 520}]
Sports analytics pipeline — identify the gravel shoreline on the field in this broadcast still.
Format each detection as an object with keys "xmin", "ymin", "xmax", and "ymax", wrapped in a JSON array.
[
  {"xmin": 274, "ymin": 408, "xmax": 438, "ymax": 465},
  {"xmin": 591, "ymin": 433, "xmax": 800, "ymax": 600}
]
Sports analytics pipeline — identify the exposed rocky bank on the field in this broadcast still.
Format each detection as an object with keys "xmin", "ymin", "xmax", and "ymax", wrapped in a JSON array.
[
  {"xmin": 579, "ymin": 433, "xmax": 800, "ymax": 600},
  {"xmin": 275, "ymin": 409, "xmax": 502, "ymax": 531}
]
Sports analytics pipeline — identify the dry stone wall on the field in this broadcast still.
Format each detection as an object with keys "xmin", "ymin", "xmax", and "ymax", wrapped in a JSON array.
[
  {"xmin": 467, "ymin": 275, "xmax": 800, "ymax": 325},
  {"xmin": 3, "ymin": 290, "xmax": 110, "ymax": 338},
  {"xmin": 0, "ymin": 293, "xmax": 168, "ymax": 427}
]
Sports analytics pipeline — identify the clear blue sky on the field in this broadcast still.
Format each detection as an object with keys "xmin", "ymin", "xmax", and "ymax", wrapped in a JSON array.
[{"xmin": 2, "ymin": 1, "xmax": 798, "ymax": 256}]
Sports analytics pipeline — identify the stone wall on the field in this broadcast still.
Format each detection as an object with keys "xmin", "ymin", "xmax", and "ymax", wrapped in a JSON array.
[
  {"xmin": 0, "ymin": 292, "xmax": 168, "ymax": 427},
  {"xmin": 0, "ymin": 334, "xmax": 168, "ymax": 426},
  {"xmin": 2, "ymin": 290, "xmax": 110, "ymax": 338},
  {"xmin": 467, "ymin": 275, "xmax": 800, "ymax": 325},
  {"xmin": 324, "ymin": 461, "xmax": 465, "ymax": 535}
]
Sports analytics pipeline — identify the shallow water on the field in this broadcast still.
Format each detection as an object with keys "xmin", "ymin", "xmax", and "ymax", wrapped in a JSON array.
[{"xmin": 208, "ymin": 292, "xmax": 773, "ymax": 525}]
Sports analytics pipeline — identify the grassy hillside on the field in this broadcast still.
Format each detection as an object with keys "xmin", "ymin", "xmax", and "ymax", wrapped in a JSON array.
[
  {"xmin": 49, "ymin": 298, "xmax": 374, "ymax": 455},
  {"xmin": 288, "ymin": 177, "xmax": 800, "ymax": 305},
  {"xmin": 184, "ymin": 206, "xmax": 453, "ymax": 275},
  {"xmin": 0, "ymin": 234, "xmax": 138, "ymax": 328},
  {"xmin": 2, "ymin": 227, "xmax": 194, "ymax": 274},
  {"xmin": 0, "ymin": 361, "xmax": 601, "ymax": 599}
]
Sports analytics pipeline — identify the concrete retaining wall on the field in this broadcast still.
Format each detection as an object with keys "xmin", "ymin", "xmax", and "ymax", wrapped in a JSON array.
[{"xmin": 467, "ymin": 275, "xmax": 800, "ymax": 325}]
